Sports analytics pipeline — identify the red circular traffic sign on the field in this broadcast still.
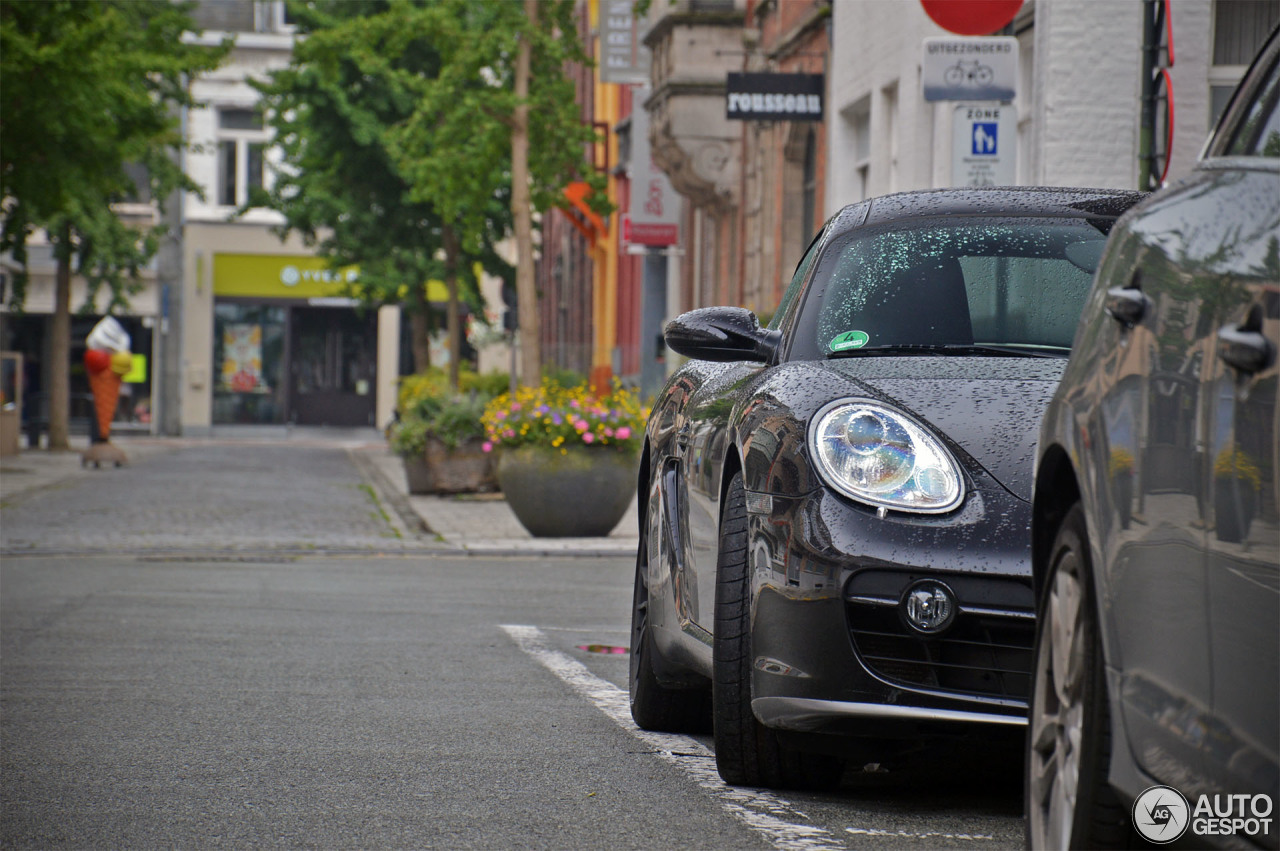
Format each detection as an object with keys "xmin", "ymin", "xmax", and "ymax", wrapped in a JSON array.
[{"xmin": 921, "ymin": 0, "xmax": 1023, "ymax": 35}]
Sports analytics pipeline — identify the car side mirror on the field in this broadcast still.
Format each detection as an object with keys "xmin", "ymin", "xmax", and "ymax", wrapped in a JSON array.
[{"xmin": 664, "ymin": 306, "xmax": 781, "ymax": 363}]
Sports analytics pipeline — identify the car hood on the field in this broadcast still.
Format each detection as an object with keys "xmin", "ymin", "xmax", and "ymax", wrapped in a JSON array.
[{"xmin": 818, "ymin": 356, "xmax": 1067, "ymax": 501}]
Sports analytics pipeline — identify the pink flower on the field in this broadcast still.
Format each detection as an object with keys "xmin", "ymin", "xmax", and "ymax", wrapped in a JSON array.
[
  {"xmin": 504, "ymin": 429, "xmax": 516, "ymax": 438},
  {"xmin": 582, "ymin": 432, "xmax": 595, "ymax": 444},
  {"xmin": 616, "ymin": 426, "xmax": 631, "ymax": 440},
  {"xmin": 496, "ymin": 411, "xmax": 506, "ymax": 420},
  {"xmin": 603, "ymin": 427, "xmax": 614, "ymax": 438},
  {"xmin": 511, "ymin": 402, "xmax": 522, "ymax": 411},
  {"xmin": 574, "ymin": 419, "xmax": 589, "ymax": 432},
  {"xmin": 482, "ymin": 441, "xmax": 493, "ymax": 453}
]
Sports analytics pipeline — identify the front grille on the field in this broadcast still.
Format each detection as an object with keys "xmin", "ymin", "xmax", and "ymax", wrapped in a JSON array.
[{"xmin": 845, "ymin": 571, "xmax": 1034, "ymax": 704}]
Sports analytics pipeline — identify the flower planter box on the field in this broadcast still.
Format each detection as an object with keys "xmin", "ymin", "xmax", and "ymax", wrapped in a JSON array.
[{"xmin": 402, "ymin": 437, "xmax": 496, "ymax": 495}]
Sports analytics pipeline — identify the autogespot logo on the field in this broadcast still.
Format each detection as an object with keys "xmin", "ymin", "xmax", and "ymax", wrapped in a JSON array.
[{"xmin": 1133, "ymin": 785, "xmax": 1190, "ymax": 844}]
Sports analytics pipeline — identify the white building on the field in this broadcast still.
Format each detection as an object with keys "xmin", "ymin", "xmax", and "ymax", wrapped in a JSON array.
[
  {"xmin": 827, "ymin": 0, "xmax": 1275, "ymax": 211},
  {"xmin": 180, "ymin": 0, "xmax": 401, "ymax": 435}
]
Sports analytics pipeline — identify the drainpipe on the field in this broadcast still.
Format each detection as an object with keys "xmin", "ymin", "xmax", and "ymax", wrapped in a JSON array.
[{"xmin": 1139, "ymin": 0, "xmax": 1173, "ymax": 190}]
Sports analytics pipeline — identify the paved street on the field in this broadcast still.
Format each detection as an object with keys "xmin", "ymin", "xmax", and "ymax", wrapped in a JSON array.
[{"xmin": 1, "ymin": 434, "xmax": 1025, "ymax": 849}]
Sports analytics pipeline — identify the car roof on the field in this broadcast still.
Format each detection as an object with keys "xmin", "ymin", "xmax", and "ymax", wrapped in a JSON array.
[{"xmin": 831, "ymin": 186, "xmax": 1146, "ymax": 234}]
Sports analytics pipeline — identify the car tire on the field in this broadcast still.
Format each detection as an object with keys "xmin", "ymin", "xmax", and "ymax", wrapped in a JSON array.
[
  {"xmin": 712, "ymin": 471, "xmax": 843, "ymax": 790},
  {"xmin": 630, "ymin": 503, "xmax": 710, "ymax": 734},
  {"xmin": 1026, "ymin": 503, "xmax": 1129, "ymax": 849}
]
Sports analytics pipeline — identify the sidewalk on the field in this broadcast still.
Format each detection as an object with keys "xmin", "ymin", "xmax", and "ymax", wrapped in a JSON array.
[
  {"xmin": 0, "ymin": 430, "xmax": 639, "ymax": 558},
  {"xmin": 357, "ymin": 445, "xmax": 639, "ymax": 557}
]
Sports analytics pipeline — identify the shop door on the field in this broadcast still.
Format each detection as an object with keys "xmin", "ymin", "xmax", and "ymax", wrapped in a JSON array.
[{"xmin": 289, "ymin": 307, "xmax": 376, "ymax": 427}]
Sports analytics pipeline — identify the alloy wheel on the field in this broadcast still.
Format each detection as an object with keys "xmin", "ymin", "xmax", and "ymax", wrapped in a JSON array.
[{"xmin": 1028, "ymin": 544, "xmax": 1087, "ymax": 848}]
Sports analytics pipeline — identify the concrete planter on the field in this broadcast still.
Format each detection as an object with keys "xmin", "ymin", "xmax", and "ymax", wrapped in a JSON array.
[
  {"xmin": 496, "ymin": 444, "xmax": 638, "ymax": 537},
  {"xmin": 402, "ymin": 437, "xmax": 496, "ymax": 495},
  {"xmin": 1213, "ymin": 476, "xmax": 1257, "ymax": 543},
  {"xmin": 402, "ymin": 454, "xmax": 434, "ymax": 494}
]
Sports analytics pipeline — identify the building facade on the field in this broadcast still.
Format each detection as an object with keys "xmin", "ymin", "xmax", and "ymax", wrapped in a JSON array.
[
  {"xmin": 0, "ymin": 209, "xmax": 162, "ymax": 438},
  {"xmin": 621, "ymin": 0, "xmax": 1276, "ymax": 341},
  {"xmin": 628, "ymin": 0, "xmax": 832, "ymax": 348},
  {"xmin": 826, "ymin": 0, "xmax": 1276, "ymax": 211},
  {"xmin": 181, "ymin": 0, "xmax": 401, "ymax": 435},
  {"xmin": 740, "ymin": 0, "xmax": 831, "ymax": 317}
]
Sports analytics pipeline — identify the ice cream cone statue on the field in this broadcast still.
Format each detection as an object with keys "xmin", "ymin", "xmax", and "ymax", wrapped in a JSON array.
[{"xmin": 82, "ymin": 317, "xmax": 132, "ymax": 468}]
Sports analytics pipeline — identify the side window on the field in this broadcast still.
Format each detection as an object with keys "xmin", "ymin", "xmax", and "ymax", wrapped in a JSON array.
[
  {"xmin": 768, "ymin": 229, "xmax": 823, "ymax": 331},
  {"xmin": 1227, "ymin": 55, "xmax": 1280, "ymax": 156}
]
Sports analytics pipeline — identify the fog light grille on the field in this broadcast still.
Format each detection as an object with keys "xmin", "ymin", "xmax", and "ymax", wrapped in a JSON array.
[{"xmin": 844, "ymin": 571, "xmax": 1034, "ymax": 704}]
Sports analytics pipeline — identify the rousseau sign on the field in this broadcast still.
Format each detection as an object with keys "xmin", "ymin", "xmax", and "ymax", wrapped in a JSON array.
[{"xmin": 725, "ymin": 73, "xmax": 824, "ymax": 121}]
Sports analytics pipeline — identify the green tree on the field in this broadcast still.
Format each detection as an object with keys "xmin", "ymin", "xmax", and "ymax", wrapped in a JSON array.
[
  {"xmin": 251, "ymin": 0, "xmax": 509, "ymax": 384},
  {"xmin": 378, "ymin": 0, "xmax": 607, "ymax": 387},
  {"xmin": 0, "ymin": 0, "xmax": 228, "ymax": 449}
]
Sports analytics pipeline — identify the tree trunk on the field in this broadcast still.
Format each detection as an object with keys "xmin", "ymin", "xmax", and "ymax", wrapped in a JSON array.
[
  {"xmin": 408, "ymin": 281, "xmax": 432, "ymax": 374},
  {"xmin": 48, "ymin": 224, "xmax": 73, "ymax": 451},
  {"xmin": 443, "ymin": 224, "xmax": 461, "ymax": 391},
  {"xmin": 512, "ymin": 0, "xmax": 540, "ymax": 388}
]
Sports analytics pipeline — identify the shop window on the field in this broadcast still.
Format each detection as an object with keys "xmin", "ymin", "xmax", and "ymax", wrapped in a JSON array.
[
  {"xmin": 213, "ymin": 303, "xmax": 286, "ymax": 424},
  {"xmin": 190, "ymin": 0, "xmax": 256, "ymax": 33},
  {"xmin": 802, "ymin": 129, "xmax": 817, "ymax": 248},
  {"xmin": 1211, "ymin": 0, "xmax": 1280, "ymax": 126},
  {"xmin": 190, "ymin": 1, "xmax": 293, "ymax": 34},
  {"xmin": 1214, "ymin": 0, "xmax": 1278, "ymax": 66},
  {"xmin": 846, "ymin": 99, "xmax": 871, "ymax": 202},
  {"xmin": 782, "ymin": 126, "xmax": 818, "ymax": 282},
  {"xmin": 257, "ymin": 1, "xmax": 295, "ymax": 33},
  {"xmin": 881, "ymin": 82, "xmax": 899, "ymax": 194},
  {"xmin": 217, "ymin": 107, "xmax": 267, "ymax": 207},
  {"xmin": 121, "ymin": 162, "xmax": 151, "ymax": 205}
]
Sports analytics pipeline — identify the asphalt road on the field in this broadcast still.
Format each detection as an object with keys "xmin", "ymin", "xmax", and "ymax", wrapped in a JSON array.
[{"xmin": 1, "ymin": 441, "xmax": 1025, "ymax": 849}]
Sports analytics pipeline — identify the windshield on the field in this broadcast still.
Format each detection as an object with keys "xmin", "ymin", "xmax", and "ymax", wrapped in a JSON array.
[{"xmin": 787, "ymin": 217, "xmax": 1115, "ymax": 361}]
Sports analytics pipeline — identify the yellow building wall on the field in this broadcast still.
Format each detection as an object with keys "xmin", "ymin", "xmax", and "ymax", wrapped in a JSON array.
[{"xmin": 589, "ymin": 0, "xmax": 622, "ymax": 390}]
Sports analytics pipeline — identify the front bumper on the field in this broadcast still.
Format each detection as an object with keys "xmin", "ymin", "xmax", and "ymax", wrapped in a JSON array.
[{"xmin": 745, "ymin": 483, "xmax": 1033, "ymax": 734}]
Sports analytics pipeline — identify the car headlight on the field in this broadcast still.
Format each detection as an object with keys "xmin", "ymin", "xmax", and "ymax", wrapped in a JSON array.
[{"xmin": 807, "ymin": 399, "xmax": 964, "ymax": 514}]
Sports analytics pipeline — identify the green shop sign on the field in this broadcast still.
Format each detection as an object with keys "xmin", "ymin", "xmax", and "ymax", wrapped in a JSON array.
[{"xmin": 214, "ymin": 253, "xmax": 448, "ymax": 301}]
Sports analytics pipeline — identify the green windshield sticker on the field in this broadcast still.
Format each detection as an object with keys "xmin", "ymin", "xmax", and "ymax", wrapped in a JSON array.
[{"xmin": 829, "ymin": 330, "xmax": 870, "ymax": 351}]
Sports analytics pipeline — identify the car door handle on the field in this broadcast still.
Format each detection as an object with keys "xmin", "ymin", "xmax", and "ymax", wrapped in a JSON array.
[
  {"xmin": 1105, "ymin": 286, "xmax": 1148, "ymax": 328},
  {"xmin": 1218, "ymin": 319, "xmax": 1274, "ymax": 375}
]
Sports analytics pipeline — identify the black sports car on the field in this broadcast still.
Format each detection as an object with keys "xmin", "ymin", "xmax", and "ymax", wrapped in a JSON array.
[{"xmin": 628, "ymin": 186, "xmax": 1145, "ymax": 790}]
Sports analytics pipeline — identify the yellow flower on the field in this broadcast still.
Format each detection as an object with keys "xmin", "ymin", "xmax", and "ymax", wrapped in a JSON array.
[
  {"xmin": 1108, "ymin": 449, "xmax": 1134, "ymax": 477},
  {"xmin": 1215, "ymin": 445, "xmax": 1262, "ymax": 490}
]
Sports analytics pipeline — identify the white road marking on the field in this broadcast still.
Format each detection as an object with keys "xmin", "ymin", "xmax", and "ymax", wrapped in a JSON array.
[
  {"xmin": 500, "ymin": 624, "xmax": 846, "ymax": 851},
  {"xmin": 847, "ymin": 827, "xmax": 995, "ymax": 841}
]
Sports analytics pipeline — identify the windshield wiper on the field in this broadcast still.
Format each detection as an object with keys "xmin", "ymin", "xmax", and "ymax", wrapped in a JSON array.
[{"xmin": 827, "ymin": 343, "xmax": 1065, "ymax": 359}]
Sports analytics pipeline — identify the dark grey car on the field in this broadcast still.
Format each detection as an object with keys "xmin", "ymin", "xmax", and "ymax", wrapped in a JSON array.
[{"xmin": 1026, "ymin": 26, "xmax": 1279, "ymax": 851}]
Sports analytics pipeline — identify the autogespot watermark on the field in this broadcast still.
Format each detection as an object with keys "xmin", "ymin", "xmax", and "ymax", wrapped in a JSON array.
[{"xmin": 1132, "ymin": 785, "xmax": 1275, "ymax": 844}]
